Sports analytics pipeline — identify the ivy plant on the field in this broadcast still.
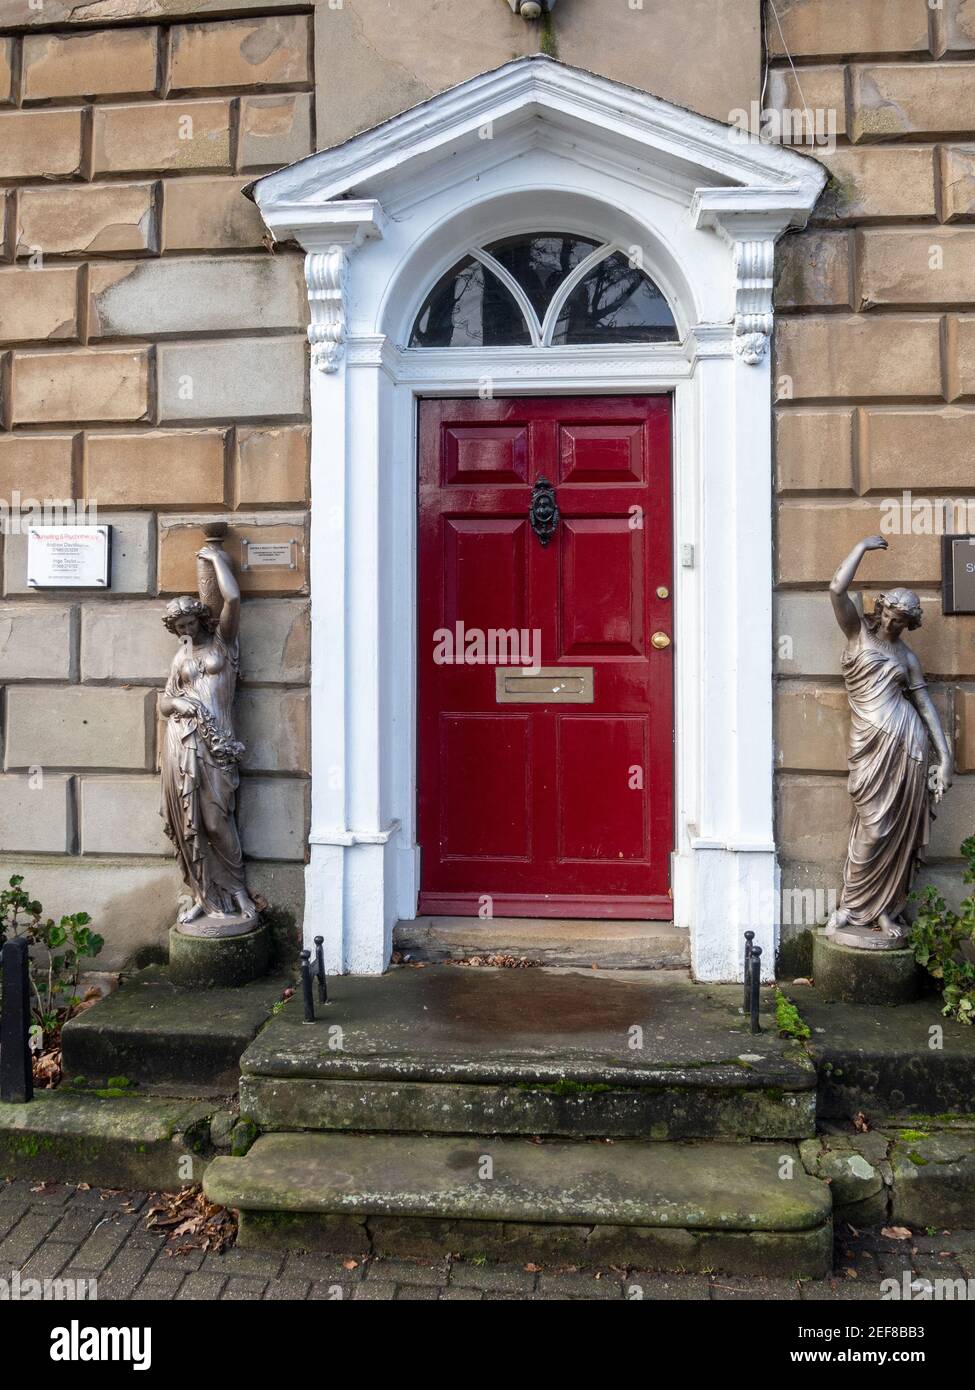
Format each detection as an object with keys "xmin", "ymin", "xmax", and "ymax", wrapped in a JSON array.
[{"xmin": 909, "ymin": 836, "xmax": 975, "ymax": 1026}]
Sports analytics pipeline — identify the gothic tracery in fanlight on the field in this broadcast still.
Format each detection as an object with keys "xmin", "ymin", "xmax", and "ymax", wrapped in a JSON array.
[{"xmin": 409, "ymin": 233, "xmax": 679, "ymax": 348}]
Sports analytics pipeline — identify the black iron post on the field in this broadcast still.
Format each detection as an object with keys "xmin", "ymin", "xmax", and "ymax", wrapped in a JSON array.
[
  {"xmin": 314, "ymin": 934, "xmax": 327, "ymax": 1004},
  {"xmin": 300, "ymin": 949, "xmax": 315, "ymax": 1023},
  {"xmin": 743, "ymin": 930, "xmax": 755, "ymax": 1014},
  {"xmin": 749, "ymin": 944, "xmax": 763, "ymax": 1035},
  {"xmin": 1, "ymin": 937, "xmax": 33, "ymax": 1103}
]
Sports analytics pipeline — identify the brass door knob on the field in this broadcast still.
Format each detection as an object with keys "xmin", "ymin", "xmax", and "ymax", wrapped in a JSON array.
[{"xmin": 651, "ymin": 631, "xmax": 671, "ymax": 650}]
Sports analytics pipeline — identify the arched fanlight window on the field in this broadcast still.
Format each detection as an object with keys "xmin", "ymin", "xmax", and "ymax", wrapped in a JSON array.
[{"xmin": 409, "ymin": 232, "xmax": 678, "ymax": 348}]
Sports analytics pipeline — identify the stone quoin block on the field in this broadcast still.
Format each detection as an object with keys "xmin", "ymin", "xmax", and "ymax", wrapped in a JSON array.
[
  {"xmin": 954, "ymin": 686, "xmax": 975, "ymax": 772},
  {"xmin": 237, "ymin": 93, "xmax": 313, "ymax": 171},
  {"xmin": 946, "ymin": 315, "xmax": 975, "ymax": 399},
  {"xmin": 775, "ymin": 683, "xmax": 851, "ymax": 773},
  {"xmin": 79, "ymin": 601, "xmax": 173, "ymax": 683},
  {"xmin": 928, "ymin": 774, "xmax": 975, "ymax": 859},
  {"xmin": 4, "ymin": 686, "xmax": 155, "ymax": 771},
  {"xmin": 777, "ymin": 775, "xmax": 851, "ymax": 864},
  {"xmin": 238, "ymin": 777, "xmax": 309, "ymax": 860},
  {"xmin": 92, "ymin": 99, "xmax": 232, "ymax": 176},
  {"xmin": 945, "ymin": 0, "xmax": 975, "ymax": 50},
  {"xmin": 850, "ymin": 64, "xmax": 975, "ymax": 141},
  {"xmin": 78, "ymin": 775, "xmax": 170, "ymax": 855},
  {"xmin": 820, "ymin": 146, "xmax": 937, "ymax": 223},
  {"xmin": 235, "ymin": 426, "xmax": 310, "ymax": 505},
  {"xmin": 168, "ymin": 15, "xmax": 312, "ymax": 92},
  {"xmin": 0, "ymin": 434, "xmax": 75, "ymax": 502},
  {"xmin": 157, "ymin": 512, "xmax": 308, "ymax": 596},
  {"xmin": 16, "ymin": 184, "xmax": 157, "ymax": 259},
  {"xmin": 774, "ymin": 315, "xmax": 943, "ymax": 401},
  {"xmin": 87, "ymin": 256, "xmax": 307, "ymax": 338},
  {"xmin": 856, "ymin": 228, "xmax": 975, "ymax": 308},
  {"xmin": 11, "ymin": 348, "xmax": 151, "ymax": 426},
  {"xmin": 161, "ymin": 177, "xmax": 268, "ymax": 251},
  {"xmin": 0, "ymin": 603, "xmax": 74, "ymax": 681},
  {"xmin": 0, "ymin": 39, "xmax": 13, "ymax": 105},
  {"xmin": 767, "ymin": 0, "xmax": 931, "ymax": 59},
  {"xmin": 0, "ymin": 109, "xmax": 83, "ymax": 180},
  {"xmin": 767, "ymin": 65, "xmax": 847, "ymax": 140},
  {"xmin": 774, "ymin": 592, "xmax": 847, "ymax": 679},
  {"xmin": 238, "ymin": 599, "xmax": 310, "ymax": 684},
  {"xmin": 774, "ymin": 409, "xmax": 855, "ymax": 492},
  {"xmin": 86, "ymin": 430, "xmax": 226, "ymax": 507},
  {"xmin": 0, "ymin": 774, "xmax": 71, "ymax": 853},
  {"xmin": 22, "ymin": 27, "xmax": 160, "ymax": 102},
  {"xmin": 859, "ymin": 407, "xmax": 975, "ymax": 491},
  {"xmin": 0, "ymin": 858, "xmax": 182, "ymax": 973},
  {"xmin": 776, "ymin": 500, "xmax": 942, "ymax": 585},
  {"xmin": 774, "ymin": 230, "xmax": 851, "ymax": 309},
  {"xmin": 940, "ymin": 146, "xmax": 975, "ymax": 222},
  {"xmin": 0, "ymin": 268, "xmax": 79, "ymax": 343},
  {"xmin": 236, "ymin": 688, "xmax": 310, "ymax": 774},
  {"xmin": 156, "ymin": 336, "xmax": 307, "ymax": 422},
  {"xmin": 4, "ymin": 510, "xmax": 153, "ymax": 598}
]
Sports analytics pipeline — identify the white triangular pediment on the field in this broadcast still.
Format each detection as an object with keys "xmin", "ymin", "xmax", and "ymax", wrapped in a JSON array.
[{"xmin": 250, "ymin": 55, "xmax": 825, "ymax": 237}]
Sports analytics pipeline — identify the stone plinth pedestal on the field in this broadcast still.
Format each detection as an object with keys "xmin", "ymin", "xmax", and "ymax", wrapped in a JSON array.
[
  {"xmin": 812, "ymin": 929, "xmax": 919, "ymax": 1006},
  {"xmin": 169, "ymin": 922, "xmax": 270, "ymax": 989}
]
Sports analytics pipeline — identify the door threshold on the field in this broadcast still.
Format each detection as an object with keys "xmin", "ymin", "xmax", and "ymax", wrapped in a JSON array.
[{"xmin": 393, "ymin": 916, "xmax": 689, "ymax": 971}]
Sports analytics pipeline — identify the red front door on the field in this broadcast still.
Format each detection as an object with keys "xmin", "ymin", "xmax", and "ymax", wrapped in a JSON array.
[{"xmin": 417, "ymin": 395, "xmax": 673, "ymax": 920}]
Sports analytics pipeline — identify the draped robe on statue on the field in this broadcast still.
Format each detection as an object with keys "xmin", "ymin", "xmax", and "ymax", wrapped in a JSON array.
[
  {"xmin": 838, "ymin": 622, "xmax": 930, "ymax": 926},
  {"xmin": 160, "ymin": 631, "xmax": 248, "ymax": 917}
]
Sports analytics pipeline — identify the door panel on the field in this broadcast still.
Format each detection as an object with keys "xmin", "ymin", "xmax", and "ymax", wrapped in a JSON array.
[{"xmin": 418, "ymin": 395, "xmax": 673, "ymax": 920}]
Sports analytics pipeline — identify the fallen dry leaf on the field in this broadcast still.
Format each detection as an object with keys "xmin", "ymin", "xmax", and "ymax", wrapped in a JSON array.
[
  {"xmin": 852, "ymin": 1111, "xmax": 870, "ymax": 1133},
  {"xmin": 342, "ymin": 1259, "xmax": 359, "ymax": 1271},
  {"xmin": 881, "ymin": 1226, "xmax": 913, "ymax": 1241}
]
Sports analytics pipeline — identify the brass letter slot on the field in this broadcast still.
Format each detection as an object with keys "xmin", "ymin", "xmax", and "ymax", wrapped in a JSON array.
[{"xmin": 495, "ymin": 666, "xmax": 594, "ymax": 704}]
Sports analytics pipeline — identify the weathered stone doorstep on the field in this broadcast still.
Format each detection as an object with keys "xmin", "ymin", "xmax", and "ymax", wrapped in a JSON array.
[
  {"xmin": 0, "ymin": 1091, "xmax": 214, "ymax": 1190},
  {"xmin": 61, "ymin": 966, "xmax": 291, "ymax": 1089},
  {"xmin": 794, "ymin": 988, "xmax": 975, "ymax": 1120},
  {"xmin": 205, "ymin": 1132, "xmax": 833, "ymax": 1278},
  {"xmin": 394, "ymin": 917, "xmax": 690, "ymax": 970}
]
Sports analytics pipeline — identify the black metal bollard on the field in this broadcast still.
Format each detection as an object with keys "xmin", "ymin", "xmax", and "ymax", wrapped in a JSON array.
[
  {"xmin": 743, "ymin": 930, "xmax": 755, "ymax": 1014},
  {"xmin": 749, "ymin": 944, "xmax": 763, "ymax": 1035},
  {"xmin": 300, "ymin": 949, "xmax": 315, "ymax": 1023},
  {"xmin": 1, "ymin": 937, "xmax": 33, "ymax": 1103},
  {"xmin": 314, "ymin": 935, "xmax": 328, "ymax": 1005}
]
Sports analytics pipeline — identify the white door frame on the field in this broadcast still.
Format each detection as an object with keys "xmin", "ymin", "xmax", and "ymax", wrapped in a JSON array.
[{"xmin": 249, "ymin": 57, "xmax": 825, "ymax": 980}]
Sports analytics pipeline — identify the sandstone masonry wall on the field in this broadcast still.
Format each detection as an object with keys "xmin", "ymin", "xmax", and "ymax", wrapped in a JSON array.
[
  {"xmin": 0, "ymin": 2, "xmax": 313, "ymax": 967},
  {"xmin": 770, "ymin": 0, "xmax": 975, "ymax": 940}
]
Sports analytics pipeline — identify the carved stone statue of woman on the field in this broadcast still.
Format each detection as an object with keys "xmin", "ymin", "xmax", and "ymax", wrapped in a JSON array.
[
  {"xmin": 825, "ymin": 535, "xmax": 952, "ymax": 949},
  {"xmin": 159, "ymin": 529, "xmax": 257, "ymax": 937}
]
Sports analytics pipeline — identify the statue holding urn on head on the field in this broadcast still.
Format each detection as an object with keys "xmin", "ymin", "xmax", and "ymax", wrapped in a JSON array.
[
  {"xmin": 825, "ymin": 535, "xmax": 953, "ymax": 950},
  {"xmin": 159, "ymin": 523, "xmax": 257, "ymax": 939}
]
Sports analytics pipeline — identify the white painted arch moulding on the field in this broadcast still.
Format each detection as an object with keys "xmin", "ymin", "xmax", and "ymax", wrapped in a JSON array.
[{"xmin": 250, "ymin": 56, "xmax": 826, "ymax": 982}]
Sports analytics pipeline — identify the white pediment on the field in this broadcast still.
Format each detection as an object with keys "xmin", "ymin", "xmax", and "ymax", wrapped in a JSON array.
[{"xmin": 250, "ymin": 55, "xmax": 826, "ymax": 242}]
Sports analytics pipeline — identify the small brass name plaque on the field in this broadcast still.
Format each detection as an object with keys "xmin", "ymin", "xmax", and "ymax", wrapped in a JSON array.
[{"xmin": 495, "ymin": 666, "xmax": 594, "ymax": 704}]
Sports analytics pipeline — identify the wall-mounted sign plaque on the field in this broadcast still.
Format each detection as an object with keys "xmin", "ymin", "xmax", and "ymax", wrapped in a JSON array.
[
  {"xmin": 27, "ymin": 526, "xmax": 111, "ymax": 589},
  {"xmin": 240, "ymin": 538, "xmax": 297, "ymax": 571},
  {"xmin": 942, "ymin": 535, "xmax": 975, "ymax": 614}
]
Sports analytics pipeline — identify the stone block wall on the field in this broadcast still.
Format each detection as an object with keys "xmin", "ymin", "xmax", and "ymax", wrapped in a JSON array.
[
  {"xmin": 0, "ymin": 1, "xmax": 313, "ymax": 968},
  {"xmin": 770, "ymin": 0, "xmax": 975, "ymax": 941}
]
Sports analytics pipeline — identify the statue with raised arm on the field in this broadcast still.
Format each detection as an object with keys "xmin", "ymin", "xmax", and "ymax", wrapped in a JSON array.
[
  {"xmin": 159, "ymin": 523, "xmax": 257, "ymax": 937},
  {"xmin": 825, "ymin": 536, "xmax": 952, "ymax": 949}
]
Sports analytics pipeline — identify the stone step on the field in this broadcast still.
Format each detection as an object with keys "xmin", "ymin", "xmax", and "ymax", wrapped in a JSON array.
[
  {"xmin": 61, "ymin": 966, "xmax": 290, "ymax": 1089},
  {"xmin": 204, "ymin": 1132, "xmax": 833, "ymax": 1277},
  {"xmin": 0, "ymin": 1090, "xmax": 213, "ymax": 1189},
  {"xmin": 394, "ymin": 917, "xmax": 689, "ymax": 969},
  {"xmin": 240, "ymin": 967, "xmax": 816, "ymax": 1140}
]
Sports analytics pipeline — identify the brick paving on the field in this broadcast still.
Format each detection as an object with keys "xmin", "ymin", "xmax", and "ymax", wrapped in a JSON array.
[{"xmin": 1, "ymin": 1178, "xmax": 973, "ymax": 1301}]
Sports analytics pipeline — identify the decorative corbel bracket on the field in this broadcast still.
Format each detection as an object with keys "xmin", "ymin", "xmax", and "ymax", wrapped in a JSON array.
[
  {"xmin": 692, "ymin": 187, "xmax": 815, "ymax": 366},
  {"xmin": 249, "ymin": 197, "xmax": 387, "ymax": 374}
]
